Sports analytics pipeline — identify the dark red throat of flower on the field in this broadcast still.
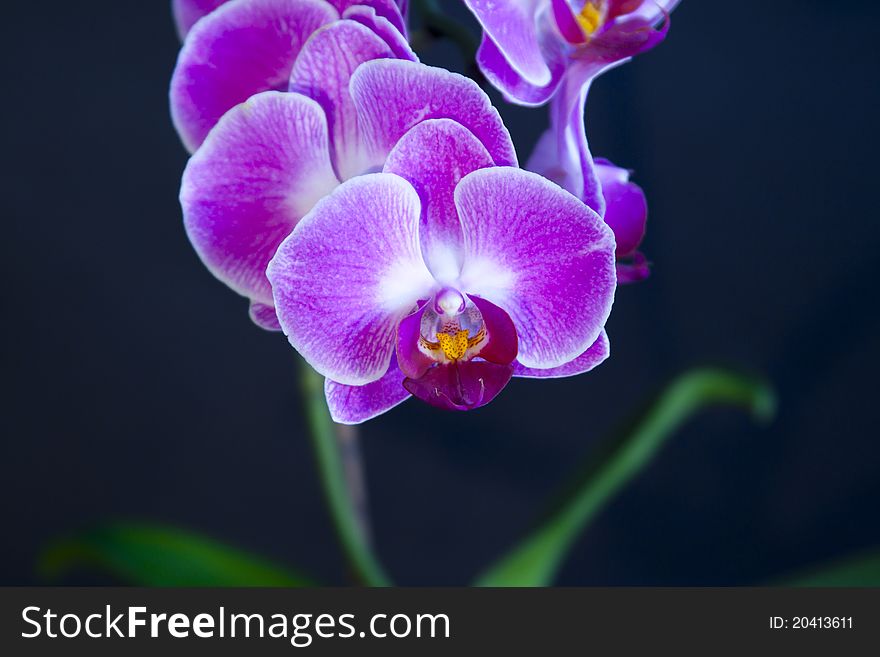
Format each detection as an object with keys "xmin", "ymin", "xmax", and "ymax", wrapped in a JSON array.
[{"xmin": 403, "ymin": 360, "xmax": 514, "ymax": 411}]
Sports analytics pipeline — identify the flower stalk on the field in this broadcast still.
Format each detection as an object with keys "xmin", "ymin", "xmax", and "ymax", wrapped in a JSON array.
[{"xmin": 297, "ymin": 357, "xmax": 391, "ymax": 586}]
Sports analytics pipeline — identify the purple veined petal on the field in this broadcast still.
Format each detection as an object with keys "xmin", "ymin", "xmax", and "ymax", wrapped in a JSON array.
[
  {"xmin": 463, "ymin": 0, "xmax": 550, "ymax": 86},
  {"xmin": 526, "ymin": 126, "xmax": 574, "ymax": 193},
  {"xmin": 467, "ymin": 295, "xmax": 518, "ymax": 366},
  {"xmin": 342, "ymin": 5, "xmax": 417, "ymax": 62},
  {"xmin": 529, "ymin": 139, "xmax": 648, "ymax": 262},
  {"xmin": 267, "ymin": 173, "xmax": 436, "ymax": 385},
  {"xmin": 289, "ymin": 20, "xmax": 395, "ymax": 180},
  {"xmin": 616, "ymin": 251, "xmax": 651, "ymax": 283},
  {"xmin": 172, "ymin": 0, "xmax": 229, "ymax": 40},
  {"xmin": 403, "ymin": 360, "xmax": 513, "ymax": 412},
  {"xmin": 455, "ymin": 167, "xmax": 617, "ymax": 370},
  {"xmin": 170, "ymin": 0, "xmax": 338, "ymax": 152},
  {"xmin": 249, "ymin": 301, "xmax": 282, "ymax": 331},
  {"xmin": 475, "ymin": 29, "xmax": 567, "ymax": 107},
  {"xmin": 383, "ymin": 118, "xmax": 494, "ymax": 279},
  {"xmin": 325, "ymin": 355, "xmax": 410, "ymax": 424},
  {"xmin": 350, "ymin": 59, "xmax": 518, "ymax": 170},
  {"xmin": 513, "ymin": 329, "xmax": 609, "ymax": 378},
  {"xmin": 396, "ymin": 302, "xmax": 434, "ymax": 379},
  {"xmin": 585, "ymin": 3, "xmax": 672, "ymax": 63},
  {"xmin": 328, "ymin": 0, "xmax": 407, "ymax": 37},
  {"xmin": 596, "ymin": 159, "xmax": 647, "ymax": 257},
  {"xmin": 181, "ymin": 91, "xmax": 340, "ymax": 306}
]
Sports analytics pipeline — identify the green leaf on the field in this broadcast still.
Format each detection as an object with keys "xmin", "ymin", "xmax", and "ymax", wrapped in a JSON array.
[
  {"xmin": 40, "ymin": 522, "xmax": 313, "ymax": 586},
  {"xmin": 780, "ymin": 551, "xmax": 880, "ymax": 587},
  {"xmin": 476, "ymin": 368, "xmax": 775, "ymax": 587}
]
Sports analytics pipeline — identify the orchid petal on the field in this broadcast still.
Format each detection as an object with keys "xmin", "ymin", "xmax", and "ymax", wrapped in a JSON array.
[
  {"xmin": 329, "ymin": 0, "xmax": 408, "ymax": 37},
  {"xmin": 475, "ymin": 31, "xmax": 566, "ymax": 107},
  {"xmin": 289, "ymin": 19, "xmax": 395, "ymax": 180},
  {"xmin": 268, "ymin": 174, "xmax": 435, "ymax": 385},
  {"xmin": 396, "ymin": 302, "xmax": 434, "ymax": 380},
  {"xmin": 170, "ymin": 0, "xmax": 337, "ymax": 152},
  {"xmin": 172, "ymin": 0, "xmax": 228, "ymax": 40},
  {"xmin": 463, "ymin": 0, "xmax": 550, "ymax": 86},
  {"xmin": 596, "ymin": 160, "xmax": 647, "ymax": 257},
  {"xmin": 383, "ymin": 118, "xmax": 493, "ymax": 279},
  {"xmin": 249, "ymin": 302, "xmax": 282, "ymax": 331},
  {"xmin": 350, "ymin": 59, "xmax": 518, "ymax": 171},
  {"xmin": 342, "ymin": 5, "xmax": 417, "ymax": 62},
  {"xmin": 404, "ymin": 361, "xmax": 513, "ymax": 412},
  {"xmin": 325, "ymin": 356, "xmax": 410, "ymax": 424},
  {"xmin": 526, "ymin": 126, "xmax": 574, "ymax": 194},
  {"xmin": 455, "ymin": 167, "xmax": 616, "ymax": 370},
  {"xmin": 513, "ymin": 330, "xmax": 609, "ymax": 378},
  {"xmin": 467, "ymin": 295, "xmax": 518, "ymax": 366},
  {"xmin": 181, "ymin": 92, "xmax": 340, "ymax": 306},
  {"xmin": 549, "ymin": 0, "xmax": 585, "ymax": 44}
]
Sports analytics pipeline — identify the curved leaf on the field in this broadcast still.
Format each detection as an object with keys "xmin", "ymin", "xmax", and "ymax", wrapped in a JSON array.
[
  {"xmin": 781, "ymin": 551, "xmax": 880, "ymax": 587},
  {"xmin": 476, "ymin": 368, "xmax": 775, "ymax": 586},
  {"xmin": 40, "ymin": 522, "xmax": 312, "ymax": 586}
]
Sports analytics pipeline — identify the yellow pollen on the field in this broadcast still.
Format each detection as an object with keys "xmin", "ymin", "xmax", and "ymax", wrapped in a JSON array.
[
  {"xmin": 437, "ymin": 329, "xmax": 470, "ymax": 361},
  {"xmin": 576, "ymin": 2, "xmax": 603, "ymax": 36}
]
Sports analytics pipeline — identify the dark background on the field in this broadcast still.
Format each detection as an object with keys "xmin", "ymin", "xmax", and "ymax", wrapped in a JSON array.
[{"xmin": 2, "ymin": 0, "xmax": 878, "ymax": 585}]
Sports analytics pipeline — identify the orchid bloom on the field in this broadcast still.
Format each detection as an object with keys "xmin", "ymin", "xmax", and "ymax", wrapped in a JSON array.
[
  {"xmin": 170, "ymin": 0, "xmax": 411, "ymax": 152},
  {"xmin": 173, "ymin": 0, "xmax": 409, "ymax": 40},
  {"xmin": 266, "ymin": 127, "xmax": 617, "ymax": 422},
  {"xmin": 465, "ymin": 0, "xmax": 680, "ymax": 280},
  {"xmin": 180, "ymin": 59, "xmax": 517, "ymax": 329}
]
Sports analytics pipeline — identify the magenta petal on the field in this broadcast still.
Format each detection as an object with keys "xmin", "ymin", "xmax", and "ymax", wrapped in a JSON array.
[
  {"xmin": 467, "ymin": 295, "xmax": 518, "ymax": 365},
  {"xmin": 396, "ymin": 302, "xmax": 434, "ymax": 380},
  {"xmin": 350, "ymin": 59, "xmax": 518, "ymax": 170},
  {"xmin": 289, "ymin": 19, "xmax": 394, "ymax": 180},
  {"xmin": 475, "ymin": 32, "xmax": 566, "ymax": 107},
  {"xmin": 591, "ymin": 11, "xmax": 671, "ymax": 63},
  {"xmin": 330, "ymin": 0, "xmax": 407, "ymax": 37},
  {"xmin": 181, "ymin": 92, "xmax": 340, "ymax": 306},
  {"xmin": 404, "ymin": 361, "xmax": 513, "ymax": 411},
  {"xmin": 596, "ymin": 160, "xmax": 647, "ymax": 257},
  {"xmin": 455, "ymin": 167, "xmax": 617, "ymax": 370},
  {"xmin": 267, "ymin": 173, "xmax": 435, "ymax": 385},
  {"xmin": 549, "ymin": 0, "xmax": 585, "ymax": 44},
  {"xmin": 384, "ymin": 119, "xmax": 493, "ymax": 278},
  {"xmin": 342, "ymin": 5, "xmax": 417, "ymax": 62},
  {"xmin": 526, "ymin": 126, "xmax": 572, "ymax": 192},
  {"xmin": 172, "ymin": 0, "xmax": 229, "ymax": 39},
  {"xmin": 514, "ymin": 330, "xmax": 609, "ymax": 378},
  {"xmin": 170, "ymin": 0, "xmax": 337, "ymax": 152},
  {"xmin": 249, "ymin": 302, "xmax": 282, "ymax": 331},
  {"xmin": 325, "ymin": 356, "xmax": 410, "ymax": 424},
  {"xmin": 463, "ymin": 0, "xmax": 549, "ymax": 86}
]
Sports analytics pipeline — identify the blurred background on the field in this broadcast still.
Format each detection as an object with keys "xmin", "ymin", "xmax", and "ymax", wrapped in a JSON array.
[{"xmin": 2, "ymin": 0, "xmax": 878, "ymax": 585}]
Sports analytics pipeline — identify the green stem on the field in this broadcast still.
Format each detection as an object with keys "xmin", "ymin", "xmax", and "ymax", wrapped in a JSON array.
[
  {"xmin": 297, "ymin": 357, "xmax": 391, "ymax": 586},
  {"xmin": 476, "ymin": 368, "xmax": 775, "ymax": 586}
]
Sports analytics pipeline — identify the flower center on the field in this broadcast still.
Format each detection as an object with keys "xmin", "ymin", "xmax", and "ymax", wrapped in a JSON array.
[
  {"xmin": 418, "ymin": 290, "xmax": 487, "ymax": 363},
  {"xmin": 576, "ymin": 1, "xmax": 604, "ymax": 37}
]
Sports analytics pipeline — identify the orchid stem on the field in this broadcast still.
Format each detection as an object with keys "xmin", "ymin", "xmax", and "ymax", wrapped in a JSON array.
[{"xmin": 296, "ymin": 357, "xmax": 391, "ymax": 586}]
